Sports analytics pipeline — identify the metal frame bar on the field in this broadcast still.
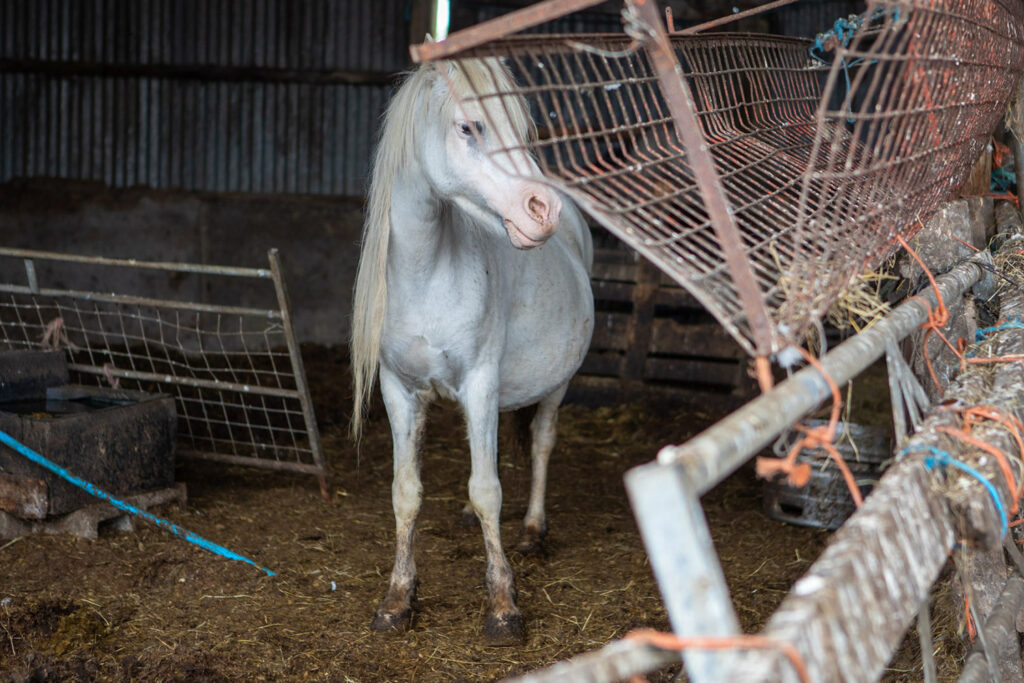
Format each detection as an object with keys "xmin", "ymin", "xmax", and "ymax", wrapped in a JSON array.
[
  {"xmin": 624, "ymin": 460, "xmax": 740, "ymax": 682},
  {"xmin": 409, "ymin": 0, "xmax": 608, "ymax": 63},
  {"xmin": 268, "ymin": 249, "xmax": 328, "ymax": 497},
  {"xmin": 0, "ymin": 246, "xmax": 272, "ymax": 278},
  {"xmin": 626, "ymin": 0, "xmax": 775, "ymax": 355},
  {"xmin": 0, "ymin": 283, "xmax": 283, "ymax": 319}
]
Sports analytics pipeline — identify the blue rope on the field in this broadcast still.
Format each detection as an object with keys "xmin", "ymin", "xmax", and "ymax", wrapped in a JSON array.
[
  {"xmin": 975, "ymin": 319, "xmax": 1024, "ymax": 343},
  {"xmin": 900, "ymin": 443, "xmax": 1008, "ymax": 540},
  {"xmin": 0, "ymin": 428, "xmax": 275, "ymax": 577},
  {"xmin": 810, "ymin": 8, "xmax": 904, "ymax": 124},
  {"xmin": 992, "ymin": 166, "xmax": 1017, "ymax": 193},
  {"xmin": 967, "ymin": 318, "xmax": 1024, "ymax": 357}
]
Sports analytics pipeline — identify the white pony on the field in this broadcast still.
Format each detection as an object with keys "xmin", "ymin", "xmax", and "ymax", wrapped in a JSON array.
[{"xmin": 350, "ymin": 57, "xmax": 594, "ymax": 642}]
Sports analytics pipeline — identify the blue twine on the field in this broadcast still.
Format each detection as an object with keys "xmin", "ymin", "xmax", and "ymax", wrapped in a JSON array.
[
  {"xmin": 0, "ymin": 428, "xmax": 275, "ymax": 577},
  {"xmin": 962, "ymin": 319, "xmax": 1024, "ymax": 358},
  {"xmin": 976, "ymin": 319, "xmax": 1024, "ymax": 342},
  {"xmin": 900, "ymin": 443, "xmax": 1008, "ymax": 540},
  {"xmin": 810, "ymin": 8, "xmax": 904, "ymax": 124},
  {"xmin": 992, "ymin": 167, "xmax": 1017, "ymax": 193}
]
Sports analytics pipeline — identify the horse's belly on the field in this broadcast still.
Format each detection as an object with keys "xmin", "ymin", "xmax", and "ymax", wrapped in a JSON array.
[{"xmin": 497, "ymin": 282, "xmax": 594, "ymax": 408}]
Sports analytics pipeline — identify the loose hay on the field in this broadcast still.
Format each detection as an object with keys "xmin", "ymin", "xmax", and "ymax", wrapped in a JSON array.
[{"xmin": 0, "ymin": 349, "xmax": 959, "ymax": 681}]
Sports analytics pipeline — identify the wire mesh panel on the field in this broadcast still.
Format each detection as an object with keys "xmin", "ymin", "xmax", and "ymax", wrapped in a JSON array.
[
  {"xmin": 415, "ymin": 0, "xmax": 1024, "ymax": 357},
  {"xmin": 0, "ymin": 248, "xmax": 327, "ymax": 493}
]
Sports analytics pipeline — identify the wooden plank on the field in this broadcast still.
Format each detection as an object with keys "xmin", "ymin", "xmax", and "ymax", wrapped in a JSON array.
[
  {"xmin": 592, "ymin": 246, "xmax": 637, "ymax": 265},
  {"xmin": 566, "ymin": 375, "xmax": 744, "ymax": 412},
  {"xmin": 622, "ymin": 260, "xmax": 661, "ymax": 388},
  {"xmin": 650, "ymin": 319, "xmax": 745, "ymax": 359},
  {"xmin": 644, "ymin": 356, "xmax": 741, "ymax": 388},
  {"xmin": 590, "ymin": 312, "xmax": 630, "ymax": 352},
  {"xmin": 579, "ymin": 352, "xmax": 622, "ymax": 378},
  {"xmin": 591, "ymin": 262, "xmax": 639, "ymax": 283},
  {"xmin": 591, "ymin": 280, "xmax": 636, "ymax": 303}
]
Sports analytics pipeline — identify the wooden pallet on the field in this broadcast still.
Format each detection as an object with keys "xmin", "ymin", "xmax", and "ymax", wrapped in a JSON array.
[
  {"xmin": 0, "ymin": 483, "xmax": 187, "ymax": 540},
  {"xmin": 569, "ymin": 234, "xmax": 756, "ymax": 406}
]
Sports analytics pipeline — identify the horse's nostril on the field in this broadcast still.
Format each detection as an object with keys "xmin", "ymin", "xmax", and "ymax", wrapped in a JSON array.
[{"xmin": 527, "ymin": 195, "xmax": 549, "ymax": 222}]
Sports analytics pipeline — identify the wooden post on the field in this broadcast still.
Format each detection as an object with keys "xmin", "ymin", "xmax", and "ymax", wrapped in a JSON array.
[
  {"xmin": 620, "ymin": 258, "xmax": 660, "ymax": 399},
  {"xmin": 409, "ymin": 0, "xmax": 439, "ymax": 47}
]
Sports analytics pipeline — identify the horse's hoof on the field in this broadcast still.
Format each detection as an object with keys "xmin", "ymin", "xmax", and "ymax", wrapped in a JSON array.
[
  {"xmin": 515, "ymin": 524, "xmax": 547, "ymax": 556},
  {"xmin": 514, "ymin": 536, "xmax": 545, "ymax": 556},
  {"xmin": 484, "ymin": 612, "xmax": 526, "ymax": 645},
  {"xmin": 371, "ymin": 607, "xmax": 412, "ymax": 633}
]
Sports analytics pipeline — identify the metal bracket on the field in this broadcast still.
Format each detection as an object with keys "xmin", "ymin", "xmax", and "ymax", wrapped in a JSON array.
[{"xmin": 886, "ymin": 335, "xmax": 930, "ymax": 444}]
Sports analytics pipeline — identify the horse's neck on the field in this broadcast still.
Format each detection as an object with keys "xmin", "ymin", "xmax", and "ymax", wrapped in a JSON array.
[
  {"xmin": 386, "ymin": 166, "xmax": 469, "ymax": 285},
  {"xmin": 386, "ymin": 166, "xmax": 435, "ymax": 254}
]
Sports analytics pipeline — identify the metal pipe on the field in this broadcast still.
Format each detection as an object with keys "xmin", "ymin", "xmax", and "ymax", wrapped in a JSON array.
[
  {"xmin": 0, "ymin": 246, "xmax": 272, "ymax": 279},
  {"xmin": 410, "ymin": 0, "xmax": 608, "ymax": 63},
  {"xmin": 627, "ymin": 0, "xmax": 775, "ymax": 356},
  {"xmin": 268, "ymin": 249, "xmax": 329, "ymax": 499},
  {"xmin": 658, "ymin": 255, "xmax": 986, "ymax": 495},
  {"xmin": 675, "ymin": 0, "xmax": 803, "ymax": 34},
  {"xmin": 957, "ymin": 574, "xmax": 1024, "ymax": 683},
  {"xmin": 178, "ymin": 449, "xmax": 325, "ymax": 476},
  {"xmin": 1013, "ymin": 76, "xmax": 1024, "ymax": 225},
  {"xmin": 508, "ymin": 639, "xmax": 679, "ymax": 683},
  {"xmin": 68, "ymin": 363, "xmax": 302, "ymax": 400},
  {"xmin": 0, "ymin": 283, "xmax": 283, "ymax": 319}
]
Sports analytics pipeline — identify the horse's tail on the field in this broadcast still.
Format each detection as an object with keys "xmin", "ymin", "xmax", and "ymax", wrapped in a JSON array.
[
  {"xmin": 349, "ymin": 170, "xmax": 389, "ymax": 442},
  {"xmin": 350, "ymin": 69, "xmax": 425, "ymax": 442}
]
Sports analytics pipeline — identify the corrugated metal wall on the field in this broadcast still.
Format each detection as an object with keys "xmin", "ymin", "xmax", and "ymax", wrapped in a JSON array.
[{"xmin": 0, "ymin": 0, "xmax": 410, "ymax": 196}]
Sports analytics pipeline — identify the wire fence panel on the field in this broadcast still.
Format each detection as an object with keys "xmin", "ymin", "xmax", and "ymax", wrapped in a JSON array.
[
  {"xmin": 0, "ymin": 247, "xmax": 327, "ymax": 494},
  {"xmin": 412, "ymin": 0, "xmax": 1024, "ymax": 358}
]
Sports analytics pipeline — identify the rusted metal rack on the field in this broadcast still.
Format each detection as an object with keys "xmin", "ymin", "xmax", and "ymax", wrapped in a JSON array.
[
  {"xmin": 408, "ymin": 0, "xmax": 1024, "ymax": 680},
  {"xmin": 0, "ymin": 247, "xmax": 328, "ymax": 496},
  {"xmin": 411, "ymin": 0, "xmax": 1024, "ymax": 366}
]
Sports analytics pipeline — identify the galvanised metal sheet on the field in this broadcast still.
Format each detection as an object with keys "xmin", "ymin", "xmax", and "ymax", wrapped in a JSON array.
[
  {"xmin": 0, "ymin": 0, "xmax": 408, "ymax": 72},
  {"xmin": 1, "ymin": 0, "xmax": 407, "ymax": 196}
]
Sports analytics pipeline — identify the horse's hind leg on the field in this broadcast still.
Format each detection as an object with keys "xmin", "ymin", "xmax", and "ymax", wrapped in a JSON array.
[
  {"xmin": 517, "ymin": 384, "xmax": 566, "ymax": 555},
  {"xmin": 371, "ymin": 368, "xmax": 428, "ymax": 632},
  {"xmin": 463, "ymin": 373, "xmax": 524, "ymax": 643}
]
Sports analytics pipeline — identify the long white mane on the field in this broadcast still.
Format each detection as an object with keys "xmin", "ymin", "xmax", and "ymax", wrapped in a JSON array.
[{"xmin": 349, "ymin": 58, "xmax": 533, "ymax": 440}]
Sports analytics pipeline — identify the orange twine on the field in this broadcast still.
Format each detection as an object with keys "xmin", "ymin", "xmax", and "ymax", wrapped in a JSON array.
[
  {"xmin": 938, "ymin": 405, "xmax": 1024, "ymax": 518},
  {"xmin": 755, "ymin": 347, "xmax": 864, "ymax": 507},
  {"xmin": 895, "ymin": 234, "xmax": 964, "ymax": 393},
  {"xmin": 936, "ymin": 425, "xmax": 1020, "ymax": 516},
  {"xmin": 960, "ymin": 191, "xmax": 1019, "ymax": 210},
  {"xmin": 624, "ymin": 629, "xmax": 810, "ymax": 683},
  {"xmin": 964, "ymin": 594, "xmax": 977, "ymax": 641}
]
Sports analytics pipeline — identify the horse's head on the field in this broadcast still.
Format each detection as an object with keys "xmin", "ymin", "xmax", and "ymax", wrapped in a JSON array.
[{"xmin": 422, "ymin": 59, "xmax": 562, "ymax": 249}]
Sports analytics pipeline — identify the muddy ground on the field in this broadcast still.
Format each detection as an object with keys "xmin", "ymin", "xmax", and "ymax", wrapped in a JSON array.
[{"xmin": 0, "ymin": 349, "xmax": 963, "ymax": 681}]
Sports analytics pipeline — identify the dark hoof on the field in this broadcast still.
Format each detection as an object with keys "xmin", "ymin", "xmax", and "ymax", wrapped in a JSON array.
[
  {"xmin": 484, "ymin": 612, "xmax": 526, "ymax": 645},
  {"xmin": 515, "ymin": 525, "xmax": 547, "ymax": 556},
  {"xmin": 459, "ymin": 509, "xmax": 480, "ymax": 528},
  {"xmin": 371, "ymin": 607, "xmax": 412, "ymax": 633}
]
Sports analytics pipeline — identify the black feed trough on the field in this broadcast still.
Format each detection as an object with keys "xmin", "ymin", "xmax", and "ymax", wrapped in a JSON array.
[{"xmin": 0, "ymin": 349, "xmax": 181, "ymax": 537}]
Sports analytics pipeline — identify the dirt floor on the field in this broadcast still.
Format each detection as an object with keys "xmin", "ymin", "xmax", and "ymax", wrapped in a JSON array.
[{"xmin": 0, "ymin": 349, "xmax": 964, "ymax": 681}]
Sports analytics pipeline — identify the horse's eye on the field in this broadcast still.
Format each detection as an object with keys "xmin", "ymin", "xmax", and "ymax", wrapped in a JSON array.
[{"xmin": 456, "ymin": 121, "xmax": 483, "ymax": 137}]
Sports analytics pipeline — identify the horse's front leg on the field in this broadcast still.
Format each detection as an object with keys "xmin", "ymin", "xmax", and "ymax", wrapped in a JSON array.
[
  {"xmin": 463, "ymin": 373, "xmax": 524, "ymax": 643},
  {"xmin": 371, "ymin": 367, "xmax": 428, "ymax": 632}
]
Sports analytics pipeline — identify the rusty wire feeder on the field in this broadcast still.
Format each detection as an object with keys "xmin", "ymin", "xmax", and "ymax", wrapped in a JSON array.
[{"xmin": 411, "ymin": 0, "xmax": 1024, "ymax": 363}]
